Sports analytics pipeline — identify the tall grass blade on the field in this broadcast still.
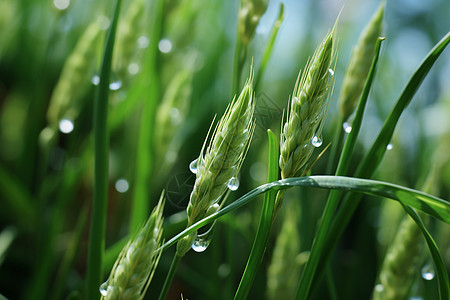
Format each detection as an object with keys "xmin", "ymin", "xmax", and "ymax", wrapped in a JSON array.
[
  {"xmin": 234, "ymin": 129, "xmax": 279, "ymax": 300},
  {"xmin": 86, "ymin": 0, "xmax": 122, "ymax": 298}
]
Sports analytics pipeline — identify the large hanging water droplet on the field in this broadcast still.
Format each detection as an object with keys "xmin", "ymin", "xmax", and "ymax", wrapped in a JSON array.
[
  {"xmin": 189, "ymin": 158, "xmax": 199, "ymax": 174},
  {"xmin": 227, "ymin": 177, "xmax": 239, "ymax": 191},
  {"xmin": 99, "ymin": 281, "xmax": 109, "ymax": 296},
  {"xmin": 311, "ymin": 135, "xmax": 323, "ymax": 147},
  {"xmin": 343, "ymin": 122, "xmax": 352, "ymax": 133},
  {"xmin": 386, "ymin": 143, "xmax": 394, "ymax": 150},
  {"xmin": 192, "ymin": 227, "xmax": 214, "ymax": 252},
  {"xmin": 421, "ymin": 264, "xmax": 435, "ymax": 280}
]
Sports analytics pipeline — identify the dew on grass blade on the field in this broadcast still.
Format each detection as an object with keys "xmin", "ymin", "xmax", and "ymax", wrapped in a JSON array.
[
  {"xmin": 137, "ymin": 35, "xmax": 150, "ymax": 48},
  {"xmin": 311, "ymin": 135, "xmax": 323, "ymax": 147},
  {"xmin": 386, "ymin": 143, "xmax": 394, "ymax": 150},
  {"xmin": 192, "ymin": 226, "xmax": 214, "ymax": 252},
  {"xmin": 158, "ymin": 39, "xmax": 172, "ymax": 53},
  {"xmin": 189, "ymin": 158, "xmax": 199, "ymax": 174},
  {"xmin": 421, "ymin": 263, "xmax": 435, "ymax": 280},
  {"xmin": 99, "ymin": 281, "xmax": 108, "ymax": 296},
  {"xmin": 59, "ymin": 119, "xmax": 74, "ymax": 134},
  {"xmin": 53, "ymin": 0, "xmax": 70, "ymax": 10},
  {"xmin": 127, "ymin": 63, "xmax": 139, "ymax": 75},
  {"xmin": 227, "ymin": 176, "xmax": 239, "ymax": 191},
  {"xmin": 109, "ymin": 80, "xmax": 122, "ymax": 91},
  {"xmin": 328, "ymin": 68, "xmax": 334, "ymax": 76},
  {"xmin": 91, "ymin": 75, "xmax": 100, "ymax": 86},
  {"xmin": 115, "ymin": 178, "xmax": 129, "ymax": 193},
  {"xmin": 343, "ymin": 122, "xmax": 352, "ymax": 133}
]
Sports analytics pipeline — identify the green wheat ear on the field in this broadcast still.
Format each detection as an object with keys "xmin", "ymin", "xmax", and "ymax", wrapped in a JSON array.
[
  {"xmin": 176, "ymin": 67, "xmax": 256, "ymax": 257},
  {"xmin": 101, "ymin": 193, "xmax": 165, "ymax": 300},
  {"xmin": 279, "ymin": 25, "xmax": 336, "ymax": 181},
  {"xmin": 339, "ymin": 2, "xmax": 384, "ymax": 122},
  {"xmin": 47, "ymin": 22, "xmax": 103, "ymax": 129},
  {"xmin": 238, "ymin": 0, "xmax": 269, "ymax": 45}
]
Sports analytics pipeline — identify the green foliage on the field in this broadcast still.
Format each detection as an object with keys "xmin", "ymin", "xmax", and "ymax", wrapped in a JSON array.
[{"xmin": 0, "ymin": 1, "xmax": 449, "ymax": 300}]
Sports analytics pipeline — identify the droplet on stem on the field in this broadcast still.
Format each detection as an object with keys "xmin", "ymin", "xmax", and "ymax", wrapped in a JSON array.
[
  {"xmin": 421, "ymin": 264, "xmax": 435, "ymax": 280},
  {"xmin": 311, "ymin": 135, "xmax": 323, "ymax": 147},
  {"xmin": 192, "ymin": 226, "xmax": 214, "ymax": 252},
  {"xmin": 227, "ymin": 176, "xmax": 239, "ymax": 191},
  {"xmin": 189, "ymin": 158, "xmax": 199, "ymax": 174},
  {"xmin": 343, "ymin": 122, "xmax": 352, "ymax": 133},
  {"xmin": 99, "ymin": 281, "xmax": 109, "ymax": 296},
  {"xmin": 386, "ymin": 143, "xmax": 394, "ymax": 150}
]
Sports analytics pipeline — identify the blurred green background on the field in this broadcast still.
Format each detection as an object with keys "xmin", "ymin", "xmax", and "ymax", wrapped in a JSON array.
[{"xmin": 0, "ymin": 0, "xmax": 449, "ymax": 299}]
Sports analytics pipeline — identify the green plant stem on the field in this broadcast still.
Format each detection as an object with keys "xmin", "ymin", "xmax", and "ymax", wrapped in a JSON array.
[
  {"xmin": 130, "ymin": 0, "xmax": 164, "ymax": 234},
  {"xmin": 86, "ymin": 0, "xmax": 122, "ymax": 298},
  {"xmin": 295, "ymin": 37, "xmax": 384, "ymax": 300},
  {"xmin": 232, "ymin": 40, "xmax": 246, "ymax": 96},
  {"xmin": 158, "ymin": 253, "xmax": 183, "ymax": 300},
  {"xmin": 234, "ymin": 130, "xmax": 279, "ymax": 300},
  {"xmin": 254, "ymin": 4, "xmax": 284, "ymax": 90},
  {"xmin": 326, "ymin": 116, "xmax": 345, "ymax": 174}
]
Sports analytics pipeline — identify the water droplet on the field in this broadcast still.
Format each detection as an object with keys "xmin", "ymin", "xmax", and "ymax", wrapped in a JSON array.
[
  {"xmin": 169, "ymin": 108, "xmax": 181, "ymax": 125},
  {"xmin": 227, "ymin": 177, "xmax": 239, "ymax": 191},
  {"xmin": 328, "ymin": 68, "xmax": 334, "ymax": 76},
  {"xmin": 115, "ymin": 178, "xmax": 129, "ymax": 193},
  {"xmin": 386, "ymin": 143, "xmax": 394, "ymax": 150},
  {"xmin": 311, "ymin": 135, "xmax": 323, "ymax": 147},
  {"xmin": 128, "ymin": 63, "xmax": 140, "ymax": 75},
  {"xmin": 421, "ymin": 264, "xmax": 435, "ymax": 280},
  {"xmin": 343, "ymin": 122, "xmax": 352, "ymax": 133},
  {"xmin": 53, "ymin": 0, "xmax": 70, "ymax": 10},
  {"xmin": 59, "ymin": 118, "xmax": 74, "ymax": 134},
  {"xmin": 91, "ymin": 75, "xmax": 100, "ymax": 86},
  {"xmin": 109, "ymin": 80, "xmax": 122, "ymax": 91},
  {"xmin": 99, "ymin": 281, "xmax": 108, "ymax": 296},
  {"xmin": 97, "ymin": 15, "xmax": 110, "ymax": 30},
  {"xmin": 158, "ymin": 39, "xmax": 172, "ymax": 53},
  {"xmin": 189, "ymin": 158, "xmax": 199, "ymax": 174},
  {"xmin": 243, "ymin": 128, "xmax": 248, "ymax": 134},
  {"xmin": 137, "ymin": 35, "xmax": 150, "ymax": 48},
  {"xmin": 192, "ymin": 227, "xmax": 214, "ymax": 252},
  {"xmin": 374, "ymin": 284, "xmax": 384, "ymax": 292}
]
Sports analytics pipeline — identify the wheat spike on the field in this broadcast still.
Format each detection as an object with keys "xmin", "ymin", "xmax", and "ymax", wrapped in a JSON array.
[{"xmin": 101, "ymin": 193, "xmax": 165, "ymax": 300}]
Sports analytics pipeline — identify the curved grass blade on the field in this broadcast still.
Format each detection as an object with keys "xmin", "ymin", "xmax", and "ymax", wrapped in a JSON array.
[
  {"xmin": 158, "ymin": 176, "xmax": 450, "ymax": 252},
  {"xmin": 401, "ymin": 205, "xmax": 449, "ymax": 300},
  {"xmin": 295, "ymin": 37, "xmax": 384, "ymax": 300},
  {"xmin": 234, "ymin": 129, "xmax": 279, "ymax": 300},
  {"xmin": 86, "ymin": 0, "xmax": 123, "ymax": 298}
]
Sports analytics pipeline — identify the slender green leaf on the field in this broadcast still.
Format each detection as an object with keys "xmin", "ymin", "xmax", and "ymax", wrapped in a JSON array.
[
  {"xmin": 401, "ymin": 205, "xmax": 449, "ymax": 300},
  {"xmin": 158, "ymin": 176, "xmax": 450, "ymax": 252},
  {"xmin": 86, "ymin": 0, "xmax": 122, "ymax": 298},
  {"xmin": 234, "ymin": 129, "xmax": 279, "ymax": 300}
]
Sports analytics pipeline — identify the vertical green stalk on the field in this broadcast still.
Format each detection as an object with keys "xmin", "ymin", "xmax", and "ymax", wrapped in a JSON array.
[
  {"xmin": 130, "ymin": 0, "xmax": 164, "ymax": 234},
  {"xmin": 234, "ymin": 129, "xmax": 279, "ymax": 300},
  {"xmin": 86, "ymin": 0, "xmax": 122, "ymax": 298},
  {"xmin": 295, "ymin": 37, "xmax": 384, "ymax": 300}
]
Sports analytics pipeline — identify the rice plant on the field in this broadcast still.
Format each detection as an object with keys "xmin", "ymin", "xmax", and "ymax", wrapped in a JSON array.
[{"xmin": 1, "ymin": 0, "xmax": 450, "ymax": 299}]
